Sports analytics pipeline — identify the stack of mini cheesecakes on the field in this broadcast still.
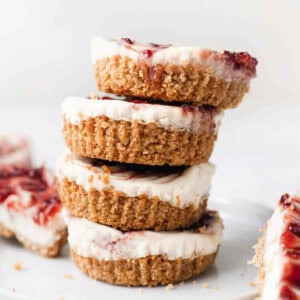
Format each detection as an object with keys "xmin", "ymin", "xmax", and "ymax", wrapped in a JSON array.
[{"xmin": 56, "ymin": 37, "xmax": 257, "ymax": 286}]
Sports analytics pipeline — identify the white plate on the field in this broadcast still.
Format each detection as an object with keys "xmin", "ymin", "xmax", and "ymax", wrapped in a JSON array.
[{"xmin": 0, "ymin": 196, "xmax": 271, "ymax": 300}]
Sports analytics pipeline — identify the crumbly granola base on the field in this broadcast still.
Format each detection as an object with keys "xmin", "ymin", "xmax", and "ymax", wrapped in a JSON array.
[
  {"xmin": 0, "ymin": 222, "xmax": 67, "ymax": 258},
  {"xmin": 252, "ymin": 227, "xmax": 266, "ymax": 300},
  {"xmin": 63, "ymin": 116, "xmax": 217, "ymax": 166},
  {"xmin": 71, "ymin": 248, "xmax": 217, "ymax": 286},
  {"xmin": 94, "ymin": 56, "xmax": 250, "ymax": 109},
  {"xmin": 57, "ymin": 178, "xmax": 207, "ymax": 231}
]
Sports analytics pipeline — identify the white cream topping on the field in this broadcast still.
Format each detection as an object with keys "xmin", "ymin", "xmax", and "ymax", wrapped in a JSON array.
[
  {"xmin": 0, "ymin": 170, "xmax": 65, "ymax": 247},
  {"xmin": 91, "ymin": 36, "xmax": 253, "ymax": 81},
  {"xmin": 0, "ymin": 135, "xmax": 31, "ymax": 167},
  {"xmin": 61, "ymin": 96, "xmax": 223, "ymax": 133},
  {"xmin": 0, "ymin": 202, "xmax": 65, "ymax": 247},
  {"xmin": 64, "ymin": 211, "xmax": 223, "ymax": 260},
  {"xmin": 56, "ymin": 150, "xmax": 215, "ymax": 209},
  {"xmin": 262, "ymin": 208, "xmax": 285, "ymax": 300}
]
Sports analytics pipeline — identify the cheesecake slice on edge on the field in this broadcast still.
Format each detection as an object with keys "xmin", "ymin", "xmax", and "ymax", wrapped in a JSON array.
[{"xmin": 252, "ymin": 193, "xmax": 300, "ymax": 299}]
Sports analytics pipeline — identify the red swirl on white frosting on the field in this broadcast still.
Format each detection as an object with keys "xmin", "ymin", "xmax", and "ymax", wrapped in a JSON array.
[
  {"xmin": 118, "ymin": 37, "xmax": 257, "ymax": 77},
  {"xmin": 92, "ymin": 36, "xmax": 258, "ymax": 80},
  {"xmin": 0, "ymin": 166, "xmax": 62, "ymax": 226},
  {"xmin": 277, "ymin": 194, "xmax": 300, "ymax": 299}
]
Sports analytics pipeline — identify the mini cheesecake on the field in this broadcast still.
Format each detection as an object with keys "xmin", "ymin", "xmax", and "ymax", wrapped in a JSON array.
[
  {"xmin": 62, "ymin": 94, "xmax": 223, "ymax": 166},
  {"xmin": 0, "ymin": 135, "xmax": 31, "ymax": 167},
  {"xmin": 0, "ymin": 165, "xmax": 66, "ymax": 257},
  {"xmin": 92, "ymin": 37, "xmax": 257, "ymax": 109},
  {"xmin": 56, "ymin": 150, "xmax": 214, "ymax": 231},
  {"xmin": 64, "ymin": 210, "xmax": 223, "ymax": 286},
  {"xmin": 252, "ymin": 193, "xmax": 300, "ymax": 299}
]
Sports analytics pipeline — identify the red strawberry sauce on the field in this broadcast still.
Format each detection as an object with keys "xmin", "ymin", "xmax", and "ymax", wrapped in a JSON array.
[
  {"xmin": 278, "ymin": 194, "xmax": 300, "ymax": 299},
  {"xmin": 0, "ymin": 166, "xmax": 61, "ymax": 226}
]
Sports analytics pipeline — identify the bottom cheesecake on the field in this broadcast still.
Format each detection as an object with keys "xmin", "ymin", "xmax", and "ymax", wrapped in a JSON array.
[
  {"xmin": 252, "ymin": 193, "xmax": 300, "ymax": 299},
  {"xmin": 64, "ymin": 210, "xmax": 223, "ymax": 286},
  {"xmin": 0, "ymin": 165, "xmax": 67, "ymax": 257}
]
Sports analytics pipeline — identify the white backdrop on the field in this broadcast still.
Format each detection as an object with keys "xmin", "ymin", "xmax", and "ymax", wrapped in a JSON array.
[{"xmin": 0, "ymin": 0, "xmax": 300, "ymax": 206}]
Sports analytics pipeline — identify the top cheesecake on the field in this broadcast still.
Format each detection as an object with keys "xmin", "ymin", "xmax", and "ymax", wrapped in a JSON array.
[{"xmin": 92, "ymin": 37, "xmax": 257, "ymax": 108}]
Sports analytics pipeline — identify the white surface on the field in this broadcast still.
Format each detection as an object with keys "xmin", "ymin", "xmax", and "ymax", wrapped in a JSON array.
[{"xmin": 0, "ymin": 196, "xmax": 270, "ymax": 300}]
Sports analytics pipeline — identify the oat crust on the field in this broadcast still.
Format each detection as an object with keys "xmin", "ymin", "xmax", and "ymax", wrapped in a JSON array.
[
  {"xmin": 63, "ymin": 116, "xmax": 217, "ymax": 166},
  {"xmin": 94, "ymin": 56, "xmax": 250, "ymax": 109},
  {"xmin": 57, "ymin": 178, "xmax": 207, "ymax": 231},
  {"xmin": 0, "ymin": 222, "xmax": 67, "ymax": 257},
  {"xmin": 71, "ymin": 248, "xmax": 217, "ymax": 286}
]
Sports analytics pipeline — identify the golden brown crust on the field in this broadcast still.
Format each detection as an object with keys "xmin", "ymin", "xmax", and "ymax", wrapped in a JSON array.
[
  {"xmin": 0, "ymin": 222, "xmax": 14, "ymax": 238},
  {"xmin": 94, "ymin": 56, "xmax": 250, "ymax": 109},
  {"xmin": 71, "ymin": 248, "xmax": 217, "ymax": 286},
  {"xmin": 57, "ymin": 178, "xmax": 207, "ymax": 231},
  {"xmin": 63, "ymin": 116, "xmax": 217, "ymax": 166},
  {"xmin": 0, "ymin": 222, "xmax": 67, "ymax": 258},
  {"xmin": 252, "ymin": 227, "xmax": 266, "ymax": 299}
]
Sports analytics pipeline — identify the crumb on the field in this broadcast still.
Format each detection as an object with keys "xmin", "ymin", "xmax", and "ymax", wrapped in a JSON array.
[
  {"xmin": 165, "ymin": 284, "xmax": 174, "ymax": 291},
  {"xmin": 250, "ymin": 282, "xmax": 255, "ymax": 287},
  {"xmin": 175, "ymin": 195, "xmax": 181, "ymax": 207},
  {"xmin": 101, "ymin": 165, "xmax": 111, "ymax": 175},
  {"xmin": 65, "ymin": 153, "xmax": 73, "ymax": 161},
  {"xmin": 89, "ymin": 93, "xmax": 98, "ymax": 100},
  {"xmin": 13, "ymin": 260, "xmax": 23, "ymax": 271},
  {"xmin": 88, "ymin": 175, "xmax": 94, "ymax": 183},
  {"xmin": 199, "ymin": 226, "xmax": 206, "ymax": 234},
  {"xmin": 60, "ymin": 297, "xmax": 64, "ymax": 300},
  {"xmin": 64, "ymin": 273, "xmax": 73, "ymax": 280},
  {"xmin": 101, "ymin": 174, "xmax": 110, "ymax": 184},
  {"xmin": 77, "ymin": 111, "xmax": 84, "ymax": 119},
  {"xmin": 12, "ymin": 288, "xmax": 16, "ymax": 292},
  {"xmin": 213, "ymin": 286, "xmax": 219, "ymax": 291},
  {"xmin": 192, "ymin": 280, "xmax": 197, "ymax": 285},
  {"xmin": 138, "ymin": 288, "xmax": 143, "ymax": 294},
  {"xmin": 240, "ymin": 272, "xmax": 244, "ymax": 277},
  {"xmin": 179, "ymin": 281, "xmax": 185, "ymax": 286},
  {"xmin": 201, "ymin": 282, "xmax": 209, "ymax": 289}
]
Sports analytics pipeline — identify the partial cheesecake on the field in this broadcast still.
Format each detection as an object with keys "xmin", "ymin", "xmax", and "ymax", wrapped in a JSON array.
[
  {"xmin": 92, "ymin": 37, "xmax": 257, "ymax": 109},
  {"xmin": 64, "ymin": 210, "xmax": 223, "ymax": 286},
  {"xmin": 252, "ymin": 193, "xmax": 300, "ymax": 299},
  {"xmin": 0, "ymin": 135, "xmax": 31, "ymax": 167},
  {"xmin": 56, "ymin": 150, "xmax": 214, "ymax": 231},
  {"xmin": 62, "ymin": 94, "xmax": 223, "ymax": 166},
  {"xmin": 0, "ymin": 165, "xmax": 66, "ymax": 257}
]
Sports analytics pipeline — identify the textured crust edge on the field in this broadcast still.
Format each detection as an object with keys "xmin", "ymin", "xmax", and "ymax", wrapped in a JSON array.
[
  {"xmin": 71, "ymin": 248, "xmax": 218, "ymax": 286},
  {"xmin": 0, "ymin": 222, "xmax": 67, "ymax": 258},
  {"xmin": 63, "ymin": 116, "xmax": 217, "ymax": 166},
  {"xmin": 94, "ymin": 56, "xmax": 250, "ymax": 109},
  {"xmin": 251, "ymin": 227, "xmax": 266, "ymax": 300},
  {"xmin": 57, "ymin": 178, "xmax": 208, "ymax": 231}
]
